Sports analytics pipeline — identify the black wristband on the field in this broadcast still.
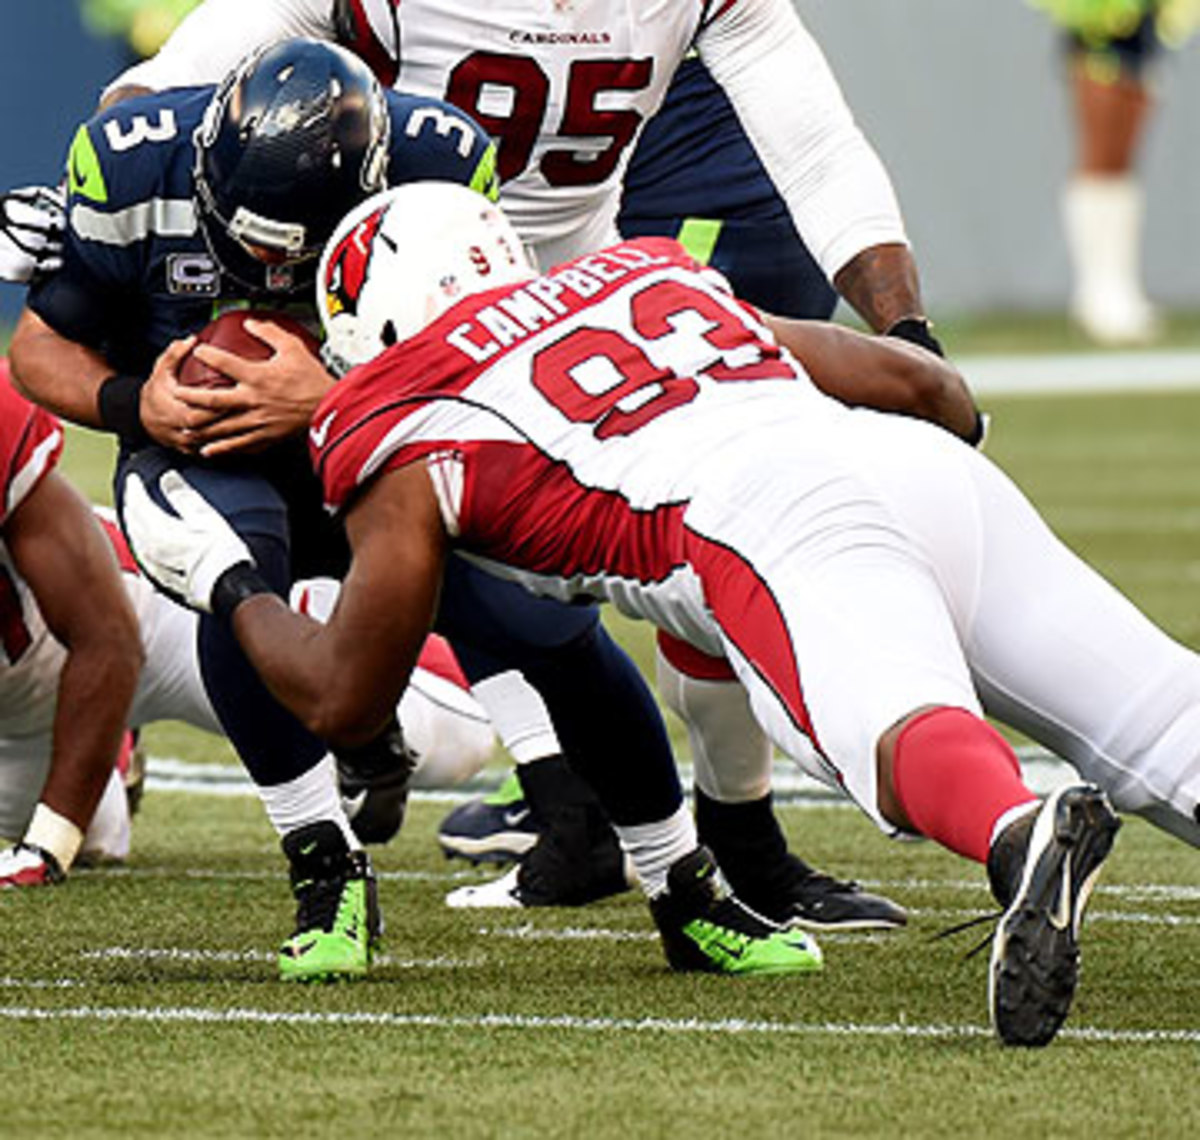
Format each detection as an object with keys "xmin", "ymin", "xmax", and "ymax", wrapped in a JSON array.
[
  {"xmin": 966, "ymin": 409, "xmax": 989, "ymax": 448},
  {"xmin": 97, "ymin": 373, "xmax": 150, "ymax": 446},
  {"xmin": 211, "ymin": 562, "xmax": 273, "ymax": 620},
  {"xmin": 885, "ymin": 316, "xmax": 945, "ymax": 359}
]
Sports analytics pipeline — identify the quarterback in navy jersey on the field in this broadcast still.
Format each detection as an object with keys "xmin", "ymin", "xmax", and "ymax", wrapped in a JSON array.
[
  {"xmin": 30, "ymin": 84, "xmax": 495, "ymax": 387},
  {"xmin": 9, "ymin": 40, "xmax": 514, "ymax": 979}
]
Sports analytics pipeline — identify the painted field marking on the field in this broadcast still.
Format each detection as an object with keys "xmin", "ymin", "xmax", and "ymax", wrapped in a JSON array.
[
  {"xmin": 74, "ymin": 947, "xmax": 482, "ymax": 970},
  {"xmin": 1, "ymin": 1002, "xmax": 1198, "ymax": 1044},
  {"xmin": 143, "ymin": 748, "xmax": 1077, "ymax": 803},
  {"xmin": 865, "ymin": 877, "xmax": 1200, "ymax": 903},
  {"xmin": 914, "ymin": 906, "xmax": 1200, "ymax": 928},
  {"xmin": 961, "ymin": 349, "xmax": 1200, "ymax": 397},
  {"xmin": 95, "ymin": 866, "xmax": 485, "ymax": 883},
  {"xmin": 475, "ymin": 924, "xmax": 656, "ymax": 943},
  {"xmin": 81, "ymin": 860, "xmax": 1200, "ymax": 927}
]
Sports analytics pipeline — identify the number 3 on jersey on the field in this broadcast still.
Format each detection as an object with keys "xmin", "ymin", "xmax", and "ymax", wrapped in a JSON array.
[
  {"xmin": 67, "ymin": 109, "xmax": 180, "ymax": 203},
  {"xmin": 446, "ymin": 53, "xmax": 653, "ymax": 184}
]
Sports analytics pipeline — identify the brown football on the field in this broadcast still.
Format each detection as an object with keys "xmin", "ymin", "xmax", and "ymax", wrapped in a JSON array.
[{"xmin": 178, "ymin": 310, "xmax": 320, "ymax": 388}]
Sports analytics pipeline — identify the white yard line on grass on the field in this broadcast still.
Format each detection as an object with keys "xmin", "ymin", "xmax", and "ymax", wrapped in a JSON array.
[
  {"xmin": 865, "ymin": 877, "xmax": 1200, "ymax": 904},
  {"xmin": 73, "ymin": 947, "xmax": 482, "ymax": 970},
  {"xmin": 95, "ymin": 866, "xmax": 484, "ymax": 882},
  {"xmin": 1, "ymin": 1002, "xmax": 1198, "ymax": 1044},
  {"xmin": 961, "ymin": 349, "xmax": 1200, "ymax": 397},
  {"xmin": 912, "ymin": 907, "xmax": 1200, "ymax": 928},
  {"xmin": 144, "ymin": 746, "xmax": 1076, "ymax": 803}
]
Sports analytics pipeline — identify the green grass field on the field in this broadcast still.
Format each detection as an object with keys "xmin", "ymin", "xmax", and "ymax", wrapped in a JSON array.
[{"xmin": 3, "ymin": 363, "xmax": 1200, "ymax": 1136}]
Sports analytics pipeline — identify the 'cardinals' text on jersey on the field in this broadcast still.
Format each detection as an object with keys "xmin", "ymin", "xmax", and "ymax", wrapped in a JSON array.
[{"xmin": 109, "ymin": 0, "xmax": 905, "ymax": 274}]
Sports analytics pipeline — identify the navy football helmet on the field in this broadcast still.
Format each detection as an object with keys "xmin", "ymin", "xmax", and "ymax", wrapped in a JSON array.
[{"xmin": 193, "ymin": 38, "xmax": 390, "ymax": 293}]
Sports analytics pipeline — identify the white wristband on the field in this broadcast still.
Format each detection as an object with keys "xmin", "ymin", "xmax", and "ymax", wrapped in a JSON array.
[{"xmin": 24, "ymin": 802, "xmax": 84, "ymax": 872}]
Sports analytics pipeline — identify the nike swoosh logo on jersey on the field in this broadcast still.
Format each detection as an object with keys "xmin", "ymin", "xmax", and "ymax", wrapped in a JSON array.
[
  {"xmin": 503, "ymin": 808, "xmax": 531, "ymax": 828},
  {"xmin": 71, "ymin": 152, "xmax": 88, "ymax": 193},
  {"xmin": 310, "ymin": 411, "xmax": 336, "ymax": 448},
  {"xmin": 342, "ymin": 790, "xmax": 368, "ymax": 819}
]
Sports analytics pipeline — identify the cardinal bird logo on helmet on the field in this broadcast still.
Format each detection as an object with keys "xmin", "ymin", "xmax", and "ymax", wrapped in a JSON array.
[{"xmin": 322, "ymin": 204, "xmax": 391, "ymax": 321}]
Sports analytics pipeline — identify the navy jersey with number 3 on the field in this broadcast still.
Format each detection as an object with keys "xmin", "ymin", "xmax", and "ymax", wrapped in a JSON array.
[{"xmin": 29, "ymin": 85, "xmax": 497, "ymax": 380}]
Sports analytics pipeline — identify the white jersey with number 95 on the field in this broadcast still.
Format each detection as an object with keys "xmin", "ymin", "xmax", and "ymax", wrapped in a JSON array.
[{"xmin": 109, "ymin": 0, "xmax": 905, "ymax": 276}]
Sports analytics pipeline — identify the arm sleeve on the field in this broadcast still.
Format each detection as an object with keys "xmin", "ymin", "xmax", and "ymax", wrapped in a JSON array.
[
  {"xmin": 696, "ymin": 0, "xmax": 909, "ymax": 280},
  {"xmin": 100, "ymin": 0, "xmax": 332, "ymax": 96}
]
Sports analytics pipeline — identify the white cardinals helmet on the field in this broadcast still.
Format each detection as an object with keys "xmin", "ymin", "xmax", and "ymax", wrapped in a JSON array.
[{"xmin": 317, "ymin": 181, "xmax": 535, "ymax": 375}]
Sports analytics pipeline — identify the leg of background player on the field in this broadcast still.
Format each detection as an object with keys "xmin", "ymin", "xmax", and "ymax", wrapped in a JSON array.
[
  {"xmin": 1060, "ymin": 18, "xmax": 1163, "ymax": 344},
  {"xmin": 657, "ymin": 635, "xmax": 906, "ymax": 930},
  {"xmin": 435, "ymin": 558, "xmax": 663, "ymax": 906}
]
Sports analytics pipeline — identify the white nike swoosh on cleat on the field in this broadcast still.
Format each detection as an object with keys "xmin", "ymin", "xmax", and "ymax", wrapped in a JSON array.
[
  {"xmin": 342, "ymin": 790, "xmax": 368, "ymax": 819},
  {"xmin": 1048, "ymin": 858, "xmax": 1073, "ymax": 932}
]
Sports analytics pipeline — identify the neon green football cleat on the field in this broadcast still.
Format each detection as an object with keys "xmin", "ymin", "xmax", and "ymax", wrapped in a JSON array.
[
  {"xmin": 279, "ymin": 822, "xmax": 380, "ymax": 983},
  {"xmin": 650, "ymin": 846, "xmax": 823, "ymax": 976}
]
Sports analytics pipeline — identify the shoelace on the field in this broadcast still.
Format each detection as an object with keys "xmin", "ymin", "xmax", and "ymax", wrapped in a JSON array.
[
  {"xmin": 705, "ymin": 894, "xmax": 779, "ymax": 938},
  {"xmin": 929, "ymin": 909, "xmax": 1004, "ymax": 959},
  {"xmin": 294, "ymin": 876, "xmax": 346, "ymax": 935}
]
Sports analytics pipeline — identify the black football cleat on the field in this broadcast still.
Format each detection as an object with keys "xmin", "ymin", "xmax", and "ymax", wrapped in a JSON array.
[{"xmin": 988, "ymin": 784, "xmax": 1120, "ymax": 1047}]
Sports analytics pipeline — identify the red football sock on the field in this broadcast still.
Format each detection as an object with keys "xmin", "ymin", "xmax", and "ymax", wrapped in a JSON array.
[{"xmin": 890, "ymin": 707, "xmax": 1037, "ymax": 864}]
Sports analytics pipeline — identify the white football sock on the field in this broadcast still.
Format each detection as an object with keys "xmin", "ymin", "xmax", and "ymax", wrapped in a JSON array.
[
  {"xmin": 614, "ymin": 803, "xmax": 698, "ymax": 897},
  {"xmin": 257, "ymin": 753, "xmax": 359, "ymax": 849}
]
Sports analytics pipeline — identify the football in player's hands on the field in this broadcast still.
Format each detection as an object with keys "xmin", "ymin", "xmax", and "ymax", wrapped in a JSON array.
[{"xmin": 178, "ymin": 310, "xmax": 320, "ymax": 388}]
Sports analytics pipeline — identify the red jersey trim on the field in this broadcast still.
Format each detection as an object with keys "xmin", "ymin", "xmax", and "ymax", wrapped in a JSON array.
[
  {"xmin": 656, "ymin": 630, "xmax": 736, "ymax": 681},
  {"xmin": 0, "ymin": 363, "xmax": 64, "ymax": 525},
  {"xmin": 97, "ymin": 513, "xmax": 139, "ymax": 574},
  {"xmin": 700, "ymin": 0, "xmax": 739, "ymax": 29},
  {"xmin": 683, "ymin": 525, "xmax": 821, "ymax": 755},
  {"xmin": 337, "ymin": 0, "xmax": 400, "ymax": 86}
]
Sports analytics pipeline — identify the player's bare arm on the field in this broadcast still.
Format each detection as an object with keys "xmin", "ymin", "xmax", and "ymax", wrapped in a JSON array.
[
  {"xmin": 8, "ymin": 309, "xmax": 116, "ymax": 429},
  {"xmin": 8, "ymin": 471, "xmax": 143, "ymax": 832},
  {"xmin": 178, "ymin": 319, "xmax": 336, "ymax": 457},
  {"xmin": 230, "ymin": 463, "xmax": 448, "ymax": 745},
  {"xmin": 764, "ymin": 317, "xmax": 981, "ymax": 442},
  {"xmin": 831, "ymin": 243, "xmax": 928, "ymax": 334},
  {"xmin": 8, "ymin": 312, "xmax": 211, "ymax": 452}
]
